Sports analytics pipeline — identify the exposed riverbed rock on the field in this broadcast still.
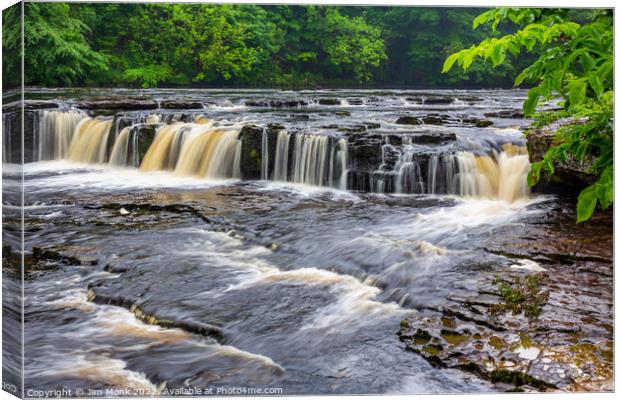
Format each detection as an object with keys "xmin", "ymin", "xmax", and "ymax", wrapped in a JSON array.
[
  {"xmin": 159, "ymin": 100, "xmax": 204, "ymax": 109},
  {"xmin": 245, "ymin": 99, "xmax": 308, "ymax": 108},
  {"xmin": 526, "ymin": 118, "xmax": 595, "ymax": 194},
  {"xmin": 399, "ymin": 199, "xmax": 613, "ymax": 392},
  {"xmin": 75, "ymin": 97, "xmax": 159, "ymax": 112},
  {"xmin": 317, "ymin": 98, "xmax": 341, "ymax": 105},
  {"xmin": 485, "ymin": 110, "xmax": 525, "ymax": 119}
]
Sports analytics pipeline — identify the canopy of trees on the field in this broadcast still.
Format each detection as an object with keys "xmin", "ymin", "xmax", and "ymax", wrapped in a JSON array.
[{"xmin": 4, "ymin": 3, "xmax": 536, "ymax": 88}]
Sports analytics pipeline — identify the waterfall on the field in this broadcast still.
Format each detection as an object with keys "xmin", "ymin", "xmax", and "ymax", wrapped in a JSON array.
[
  {"xmin": 261, "ymin": 131, "xmax": 269, "ymax": 180},
  {"xmin": 38, "ymin": 110, "xmax": 87, "ymax": 160},
  {"xmin": 387, "ymin": 138, "xmax": 529, "ymax": 202},
  {"xmin": 271, "ymin": 131, "xmax": 348, "ymax": 189},
  {"xmin": 292, "ymin": 134, "xmax": 330, "ymax": 186},
  {"xmin": 140, "ymin": 121, "xmax": 241, "ymax": 179},
  {"xmin": 108, "ymin": 127, "xmax": 131, "ymax": 166},
  {"xmin": 272, "ymin": 130, "xmax": 291, "ymax": 181},
  {"xmin": 452, "ymin": 151, "xmax": 530, "ymax": 201},
  {"xmin": 140, "ymin": 123, "xmax": 184, "ymax": 171},
  {"xmin": 337, "ymin": 138, "xmax": 348, "ymax": 190},
  {"xmin": 67, "ymin": 117, "xmax": 113, "ymax": 164}
]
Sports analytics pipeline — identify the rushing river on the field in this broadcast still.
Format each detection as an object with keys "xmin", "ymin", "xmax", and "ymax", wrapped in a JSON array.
[{"xmin": 2, "ymin": 89, "xmax": 613, "ymax": 395}]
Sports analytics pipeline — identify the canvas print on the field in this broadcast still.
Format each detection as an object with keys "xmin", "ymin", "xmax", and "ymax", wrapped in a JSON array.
[{"xmin": 1, "ymin": 1, "xmax": 614, "ymax": 398}]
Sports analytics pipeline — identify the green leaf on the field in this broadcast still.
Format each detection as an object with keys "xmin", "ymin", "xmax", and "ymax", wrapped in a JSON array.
[
  {"xmin": 523, "ymin": 87, "xmax": 540, "ymax": 117},
  {"xmin": 588, "ymin": 74, "xmax": 604, "ymax": 98},
  {"xmin": 528, "ymin": 162, "xmax": 542, "ymax": 186},
  {"xmin": 490, "ymin": 44, "xmax": 506, "ymax": 67},
  {"xmin": 576, "ymin": 185, "xmax": 598, "ymax": 223},
  {"xmin": 442, "ymin": 53, "xmax": 459, "ymax": 73},
  {"xmin": 568, "ymin": 80, "xmax": 586, "ymax": 107}
]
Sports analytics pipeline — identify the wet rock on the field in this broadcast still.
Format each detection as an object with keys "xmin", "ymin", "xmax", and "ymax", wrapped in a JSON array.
[
  {"xmin": 87, "ymin": 289, "xmax": 224, "ymax": 342},
  {"xmin": 406, "ymin": 96, "xmax": 453, "ymax": 105},
  {"xmin": 334, "ymin": 111, "xmax": 351, "ymax": 117},
  {"xmin": 348, "ymin": 143, "xmax": 383, "ymax": 170},
  {"xmin": 485, "ymin": 110, "xmax": 525, "ymax": 119},
  {"xmin": 130, "ymin": 124, "xmax": 158, "ymax": 166},
  {"xmin": 245, "ymin": 100, "xmax": 307, "ymax": 108},
  {"xmin": 400, "ymin": 198, "xmax": 613, "ymax": 392},
  {"xmin": 526, "ymin": 118, "xmax": 595, "ymax": 193},
  {"xmin": 239, "ymin": 125, "xmax": 264, "ymax": 180},
  {"xmin": 475, "ymin": 119, "xmax": 494, "ymax": 128},
  {"xmin": 3, "ymin": 100, "xmax": 61, "ymax": 112},
  {"xmin": 289, "ymin": 114, "xmax": 310, "ymax": 121},
  {"xmin": 422, "ymin": 115, "xmax": 445, "ymax": 125},
  {"xmin": 346, "ymin": 98, "xmax": 364, "ymax": 105},
  {"xmin": 396, "ymin": 115, "xmax": 445, "ymax": 125},
  {"xmin": 396, "ymin": 116, "xmax": 421, "ymax": 125},
  {"xmin": 76, "ymin": 97, "xmax": 159, "ymax": 111},
  {"xmin": 458, "ymin": 95, "xmax": 484, "ymax": 103},
  {"xmin": 318, "ymin": 98, "xmax": 341, "ymax": 105},
  {"xmin": 409, "ymin": 131, "xmax": 457, "ymax": 144},
  {"xmin": 364, "ymin": 122, "xmax": 381, "ymax": 129},
  {"xmin": 32, "ymin": 247, "xmax": 97, "ymax": 266},
  {"xmin": 159, "ymin": 100, "xmax": 204, "ymax": 109}
]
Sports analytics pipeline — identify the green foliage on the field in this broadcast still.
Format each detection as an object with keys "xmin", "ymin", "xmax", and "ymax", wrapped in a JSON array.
[
  {"xmin": 444, "ymin": 8, "xmax": 613, "ymax": 222},
  {"xmin": 490, "ymin": 274, "xmax": 550, "ymax": 318},
  {"xmin": 2, "ymin": 3, "xmax": 22, "ymax": 88},
  {"xmin": 122, "ymin": 65, "xmax": 173, "ymax": 88},
  {"xmin": 21, "ymin": 2, "xmax": 108, "ymax": 86},
  {"xmin": 17, "ymin": 4, "xmax": 538, "ymax": 88}
]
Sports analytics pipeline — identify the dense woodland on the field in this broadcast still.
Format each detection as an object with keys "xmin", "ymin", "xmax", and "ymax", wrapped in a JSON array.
[{"xmin": 3, "ymin": 3, "xmax": 541, "ymax": 88}]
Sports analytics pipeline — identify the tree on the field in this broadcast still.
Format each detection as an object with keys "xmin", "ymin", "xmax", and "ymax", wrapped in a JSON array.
[
  {"xmin": 443, "ymin": 8, "xmax": 613, "ymax": 222},
  {"xmin": 22, "ymin": 2, "xmax": 108, "ymax": 86}
]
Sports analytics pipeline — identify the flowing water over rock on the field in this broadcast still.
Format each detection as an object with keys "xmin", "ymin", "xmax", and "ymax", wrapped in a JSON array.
[{"xmin": 2, "ymin": 88, "xmax": 613, "ymax": 395}]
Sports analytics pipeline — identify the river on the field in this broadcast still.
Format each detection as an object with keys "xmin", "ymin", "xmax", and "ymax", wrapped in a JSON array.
[{"xmin": 2, "ymin": 88, "xmax": 613, "ymax": 395}]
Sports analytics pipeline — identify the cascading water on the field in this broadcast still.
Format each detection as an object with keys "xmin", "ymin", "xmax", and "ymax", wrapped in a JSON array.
[
  {"xmin": 261, "ymin": 131, "xmax": 269, "ymax": 180},
  {"xmin": 272, "ymin": 130, "xmax": 290, "ymax": 182},
  {"xmin": 390, "ymin": 142, "xmax": 530, "ymax": 202},
  {"xmin": 108, "ymin": 127, "xmax": 131, "ymax": 166},
  {"xmin": 140, "ymin": 120, "xmax": 241, "ymax": 179},
  {"xmin": 67, "ymin": 117, "xmax": 114, "ymax": 164},
  {"xmin": 270, "ymin": 131, "xmax": 348, "ymax": 189},
  {"xmin": 37, "ymin": 110, "xmax": 87, "ymax": 160},
  {"xmin": 28, "ymin": 107, "xmax": 527, "ymax": 201}
]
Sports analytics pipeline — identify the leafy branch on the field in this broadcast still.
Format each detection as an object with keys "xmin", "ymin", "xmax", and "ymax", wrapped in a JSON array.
[{"xmin": 443, "ymin": 8, "xmax": 613, "ymax": 222}]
